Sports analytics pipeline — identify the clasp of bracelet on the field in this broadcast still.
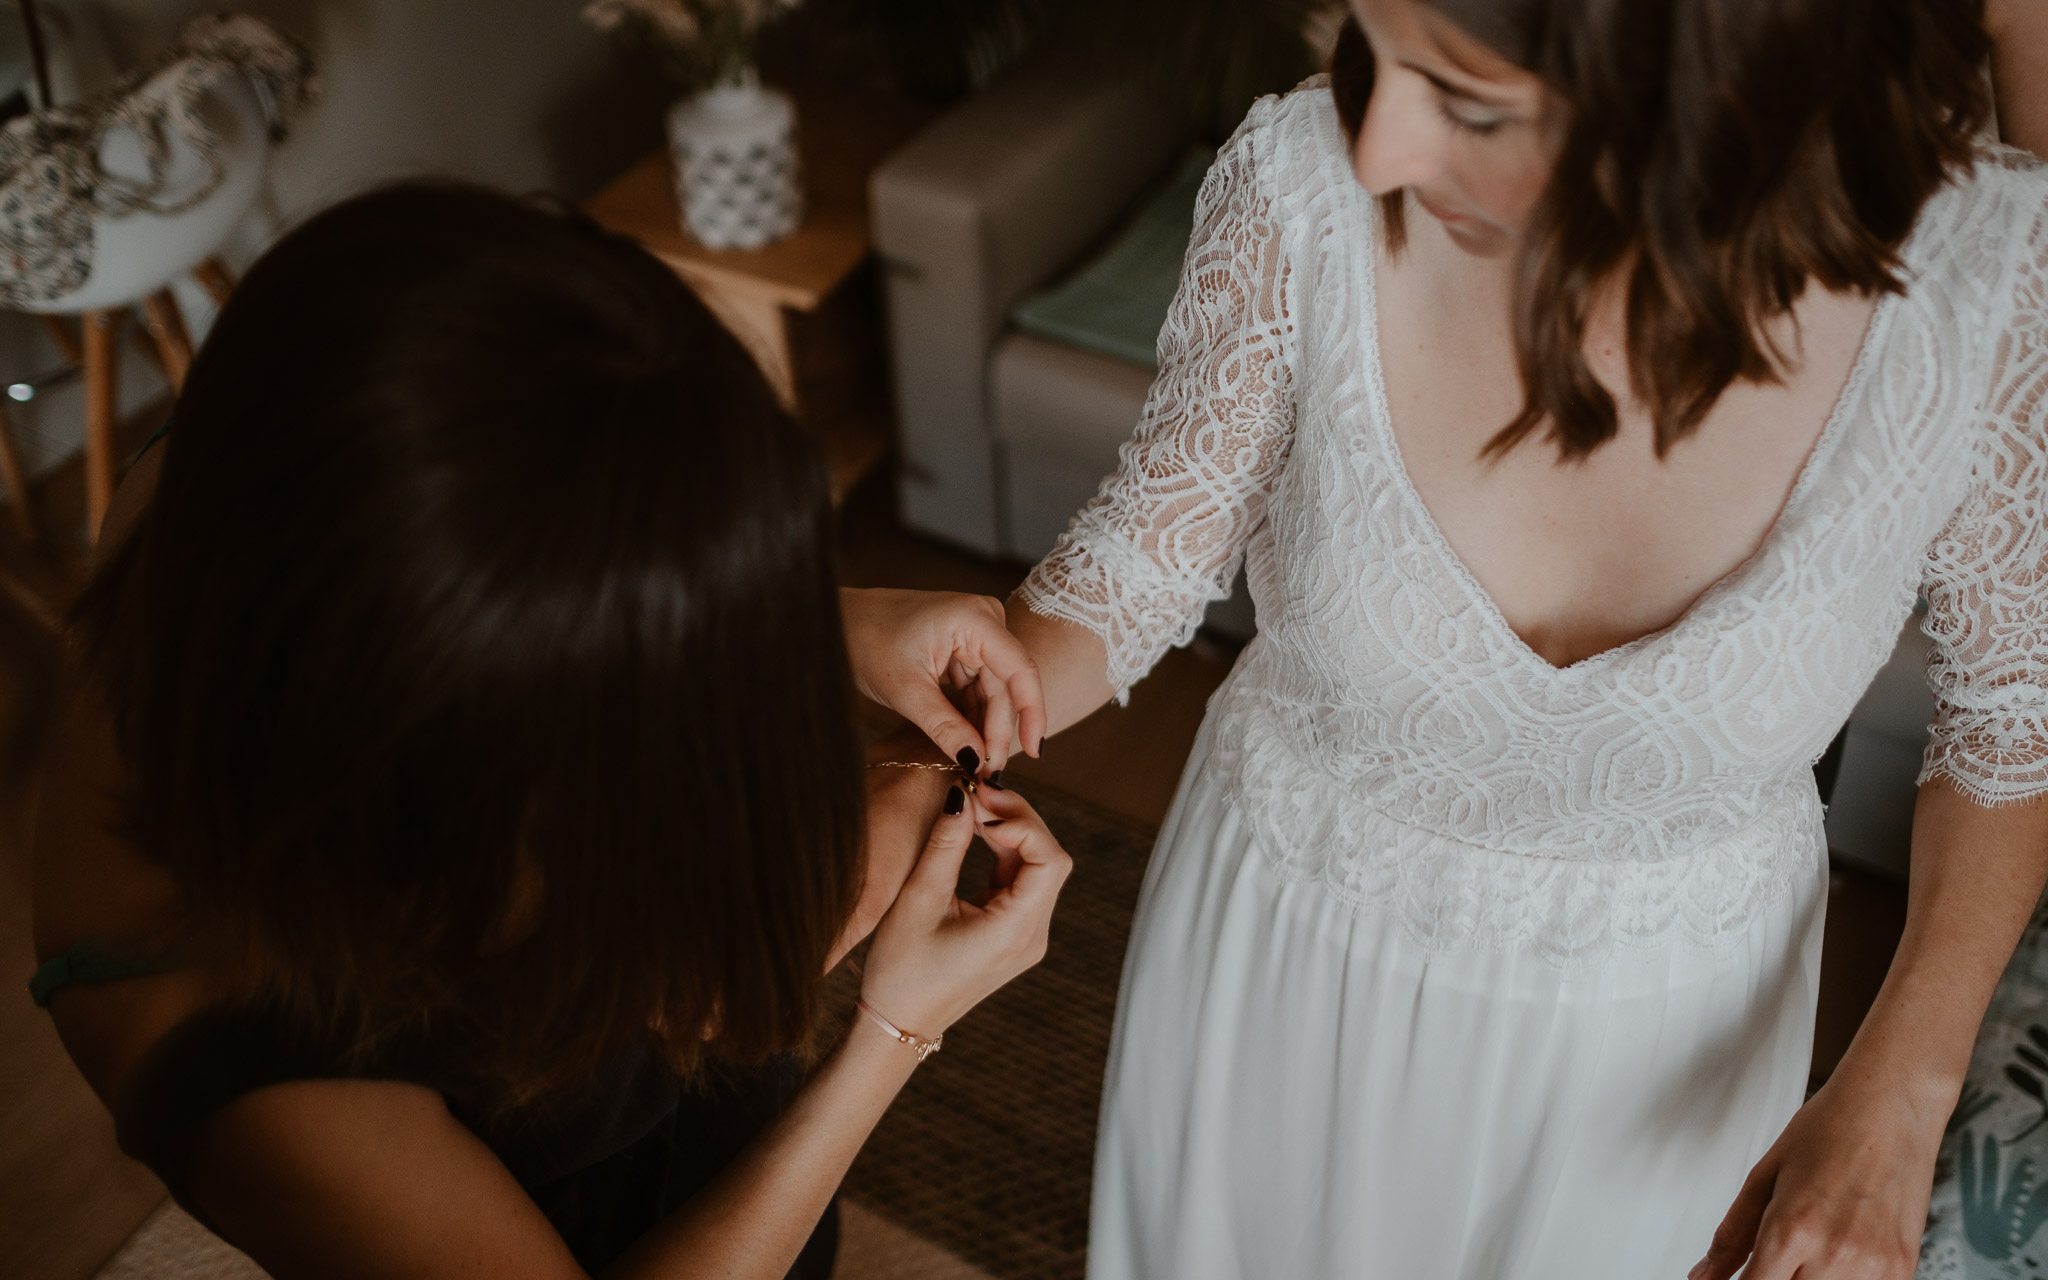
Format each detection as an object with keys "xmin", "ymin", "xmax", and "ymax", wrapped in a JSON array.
[{"xmin": 856, "ymin": 998, "xmax": 943, "ymax": 1062}]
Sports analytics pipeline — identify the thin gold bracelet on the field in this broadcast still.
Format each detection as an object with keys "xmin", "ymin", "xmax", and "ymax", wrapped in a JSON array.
[
  {"xmin": 857, "ymin": 998, "xmax": 943, "ymax": 1063},
  {"xmin": 867, "ymin": 760, "xmax": 976, "ymax": 792}
]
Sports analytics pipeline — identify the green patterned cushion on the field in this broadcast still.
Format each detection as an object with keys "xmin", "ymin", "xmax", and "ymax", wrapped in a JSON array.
[
  {"xmin": 1921, "ymin": 896, "xmax": 2048, "ymax": 1277},
  {"xmin": 1008, "ymin": 146, "xmax": 1216, "ymax": 370}
]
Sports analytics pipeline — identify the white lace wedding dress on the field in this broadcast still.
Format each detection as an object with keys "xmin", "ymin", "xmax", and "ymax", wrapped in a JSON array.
[{"xmin": 1019, "ymin": 79, "xmax": 2048, "ymax": 1280}]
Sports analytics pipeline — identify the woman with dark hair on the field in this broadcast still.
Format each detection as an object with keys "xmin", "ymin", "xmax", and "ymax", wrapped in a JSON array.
[
  {"xmin": 29, "ymin": 182, "xmax": 1072, "ymax": 1279},
  {"xmin": 844, "ymin": 0, "xmax": 2048, "ymax": 1275}
]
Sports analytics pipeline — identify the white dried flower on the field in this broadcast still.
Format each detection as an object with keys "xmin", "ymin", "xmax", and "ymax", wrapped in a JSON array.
[{"xmin": 581, "ymin": 0, "xmax": 800, "ymax": 48}]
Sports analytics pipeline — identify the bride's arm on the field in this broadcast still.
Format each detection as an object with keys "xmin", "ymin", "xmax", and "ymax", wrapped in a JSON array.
[
  {"xmin": 1001, "ymin": 604, "xmax": 1115, "ymax": 740},
  {"xmin": 1694, "ymin": 789, "xmax": 2048, "ymax": 1280},
  {"xmin": 1697, "ymin": 176, "xmax": 2048, "ymax": 1280},
  {"xmin": 845, "ymin": 96, "xmax": 1300, "ymax": 765},
  {"xmin": 1990, "ymin": 0, "xmax": 2048, "ymax": 155}
]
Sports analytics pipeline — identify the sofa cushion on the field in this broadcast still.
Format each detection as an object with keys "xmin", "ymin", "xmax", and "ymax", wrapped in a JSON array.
[
  {"xmin": 1918, "ymin": 890, "xmax": 2048, "ymax": 1277},
  {"xmin": 1007, "ymin": 145, "xmax": 1214, "ymax": 369},
  {"xmin": 989, "ymin": 331, "xmax": 1157, "ymax": 468},
  {"xmin": 870, "ymin": 47, "xmax": 1185, "ymax": 555},
  {"xmin": 988, "ymin": 331, "xmax": 1256, "ymax": 639}
]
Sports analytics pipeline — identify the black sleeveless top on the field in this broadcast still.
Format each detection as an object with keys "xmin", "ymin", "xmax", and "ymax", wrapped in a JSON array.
[{"xmin": 116, "ymin": 999, "xmax": 838, "ymax": 1276}]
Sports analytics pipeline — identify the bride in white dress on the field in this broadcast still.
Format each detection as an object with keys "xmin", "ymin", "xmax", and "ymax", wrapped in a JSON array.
[{"xmin": 840, "ymin": 0, "xmax": 2048, "ymax": 1275}]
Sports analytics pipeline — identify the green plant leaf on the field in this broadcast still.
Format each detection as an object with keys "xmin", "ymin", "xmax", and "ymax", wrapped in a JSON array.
[
  {"xmin": 2010, "ymin": 1065, "xmax": 2046, "ymax": 1104},
  {"xmin": 1960, "ymin": 1129, "xmax": 2048, "ymax": 1262},
  {"xmin": 1952, "ymin": 1082, "xmax": 2001, "ymax": 1136}
]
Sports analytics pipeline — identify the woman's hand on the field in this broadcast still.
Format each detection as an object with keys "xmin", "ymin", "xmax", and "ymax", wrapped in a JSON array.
[
  {"xmin": 1691, "ymin": 1070, "xmax": 1948, "ymax": 1280},
  {"xmin": 824, "ymin": 728, "xmax": 956, "ymax": 973},
  {"xmin": 840, "ymin": 588, "xmax": 1046, "ymax": 774},
  {"xmin": 858, "ymin": 783, "xmax": 1072, "ymax": 1038}
]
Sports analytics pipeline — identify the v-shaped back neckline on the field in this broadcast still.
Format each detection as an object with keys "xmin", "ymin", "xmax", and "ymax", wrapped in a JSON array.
[{"xmin": 1347, "ymin": 192, "xmax": 1902, "ymax": 678}]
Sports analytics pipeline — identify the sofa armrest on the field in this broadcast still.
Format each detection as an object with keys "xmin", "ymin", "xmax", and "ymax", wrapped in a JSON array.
[{"xmin": 870, "ymin": 46, "xmax": 1184, "ymax": 554}]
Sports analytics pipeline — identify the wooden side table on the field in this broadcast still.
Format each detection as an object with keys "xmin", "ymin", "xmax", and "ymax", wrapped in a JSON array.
[{"xmin": 585, "ymin": 82, "xmax": 933, "ymax": 502}]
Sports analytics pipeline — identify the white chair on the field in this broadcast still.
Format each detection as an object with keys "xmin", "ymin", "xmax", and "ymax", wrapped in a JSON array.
[{"xmin": 11, "ymin": 73, "xmax": 268, "ymax": 543}]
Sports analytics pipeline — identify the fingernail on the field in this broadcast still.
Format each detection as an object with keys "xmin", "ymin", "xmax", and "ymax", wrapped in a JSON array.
[
  {"xmin": 944, "ymin": 786, "xmax": 964, "ymax": 815},
  {"xmin": 1687, "ymin": 1262, "xmax": 1707, "ymax": 1280},
  {"xmin": 956, "ymin": 746, "xmax": 980, "ymax": 773},
  {"xmin": 987, "ymin": 771, "xmax": 1005, "ymax": 790}
]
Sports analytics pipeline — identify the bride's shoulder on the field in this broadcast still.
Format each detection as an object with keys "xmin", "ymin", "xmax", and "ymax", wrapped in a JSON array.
[
  {"xmin": 1884, "ymin": 145, "xmax": 2048, "ymax": 343},
  {"xmin": 1921, "ymin": 144, "xmax": 2048, "ymax": 256},
  {"xmin": 1213, "ymin": 75, "xmax": 1355, "ymax": 216},
  {"xmin": 1233, "ymin": 74, "xmax": 1343, "ymax": 148}
]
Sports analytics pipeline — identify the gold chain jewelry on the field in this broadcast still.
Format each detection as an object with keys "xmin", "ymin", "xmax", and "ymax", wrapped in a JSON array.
[
  {"xmin": 867, "ymin": 760, "xmax": 977, "ymax": 793},
  {"xmin": 857, "ymin": 998, "xmax": 943, "ymax": 1062}
]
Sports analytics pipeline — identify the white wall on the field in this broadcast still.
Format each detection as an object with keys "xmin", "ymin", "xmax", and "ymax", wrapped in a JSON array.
[
  {"xmin": 0, "ymin": 0, "xmax": 672, "ymax": 479},
  {"xmin": 95, "ymin": 0, "xmax": 671, "ymax": 221}
]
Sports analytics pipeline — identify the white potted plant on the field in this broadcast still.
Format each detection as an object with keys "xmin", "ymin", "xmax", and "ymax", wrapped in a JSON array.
[{"xmin": 583, "ymin": 0, "xmax": 804, "ymax": 251}]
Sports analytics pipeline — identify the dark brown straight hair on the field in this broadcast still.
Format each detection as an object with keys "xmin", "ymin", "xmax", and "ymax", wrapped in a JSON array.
[
  {"xmin": 1329, "ymin": 0, "xmax": 1991, "ymax": 459},
  {"xmin": 73, "ymin": 183, "xmax": 864, "ymax": 1105}
]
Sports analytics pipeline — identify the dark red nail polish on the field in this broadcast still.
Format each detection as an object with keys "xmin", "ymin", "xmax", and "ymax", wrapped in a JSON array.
[
  {"xmin": 944, "ymin": 786, "xmax": 964, "ymax": 816},
  {"xmin": 987, "ymin": 771, "xmax": 1005, "ymax": 790},
  {"xmin": 956, "ymin": 746, "xmax": 980, "ymax": 773}
]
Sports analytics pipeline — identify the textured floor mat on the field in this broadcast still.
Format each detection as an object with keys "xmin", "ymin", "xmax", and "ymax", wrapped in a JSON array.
[{"xmin": 839, "ymin": 781, "xmax": 1160, "ymax": 1280}]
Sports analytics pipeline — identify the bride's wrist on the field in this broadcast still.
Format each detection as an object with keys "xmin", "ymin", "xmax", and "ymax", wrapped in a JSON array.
[{"xmin": 865, "ymin": 723, "xmax": 956, "ymax": 770}]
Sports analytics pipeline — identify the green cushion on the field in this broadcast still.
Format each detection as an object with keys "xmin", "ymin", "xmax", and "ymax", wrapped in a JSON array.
[
  {"xmin": 1008, "ymin": 145, "xmax": 1216, "ymax": 370},
  {"xmin": 1921, "ymin": 894, "xmax": 2048, "ymax": 1271}
]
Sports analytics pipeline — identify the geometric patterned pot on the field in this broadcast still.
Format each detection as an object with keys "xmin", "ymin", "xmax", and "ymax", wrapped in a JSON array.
[{"xmin": 666, "ymin": 75, "xmax": 802, "ymax": 251}]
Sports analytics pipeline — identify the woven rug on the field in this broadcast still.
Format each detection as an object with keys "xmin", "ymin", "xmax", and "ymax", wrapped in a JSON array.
[{"xmin": 836, "ymin": 781, "xmax": 1160, "ymax": 1280}]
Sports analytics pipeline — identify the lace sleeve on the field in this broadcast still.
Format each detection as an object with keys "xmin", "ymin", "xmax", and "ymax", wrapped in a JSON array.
[
  {"xmin": 1017, "ymin": 99, "xmax": 1298, "ymax": 702},
  {"xmin": 1919, "ymin": 189, "xmax": 2048, "ymax": 806}
]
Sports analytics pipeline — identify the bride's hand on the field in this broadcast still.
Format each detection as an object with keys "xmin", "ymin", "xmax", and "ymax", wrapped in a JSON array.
[
  {"xmin": 840, "ymin": 587, "xmax": 1046, "ymax": 774},
  {"xmin": 1690, "ymin": 1071, "xmax": 1947, "ymax": 1280}
]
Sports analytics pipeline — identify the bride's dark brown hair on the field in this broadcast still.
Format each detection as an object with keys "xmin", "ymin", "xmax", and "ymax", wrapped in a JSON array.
[{"xmin": 1329, "ymin": 0, "xmax": 1991, "ymax": 459}]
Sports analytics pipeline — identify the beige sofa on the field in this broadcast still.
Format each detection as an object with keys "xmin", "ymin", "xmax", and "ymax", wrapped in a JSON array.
[{"xmin": 869, "ymin": 48, "xmax": 1186, "ymax": 564}]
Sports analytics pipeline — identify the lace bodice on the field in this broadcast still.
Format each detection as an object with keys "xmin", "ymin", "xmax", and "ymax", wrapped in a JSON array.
[{"xmin": 1021, "ymin": 81, "xmax": 2048, "ymax": 967}]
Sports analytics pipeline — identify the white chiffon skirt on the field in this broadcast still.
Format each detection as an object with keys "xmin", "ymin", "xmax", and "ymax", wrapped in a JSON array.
[{"xmin": 1086, "ymin": 729, "xmax": 1829, "ymax": 1280}]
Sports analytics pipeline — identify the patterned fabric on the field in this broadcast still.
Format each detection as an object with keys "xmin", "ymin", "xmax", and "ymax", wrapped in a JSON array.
[
  {"xmin": 1921, "ymin": 894, "xmax": 2048, "ymax": 1278},
  {"xmin": 0, "ymin": 12, "xmax": 315, "ymax": 307},
  {"xmin": 1020, "ymin": 79, "xmax": 2048, "ymax": 970}
]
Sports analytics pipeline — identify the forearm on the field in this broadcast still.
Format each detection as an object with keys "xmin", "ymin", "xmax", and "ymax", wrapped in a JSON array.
[
  {"xmin": 1991, "ymin": 0, "xmax": 2048, "ymax": 155},
  {"xmin": 1830, "ymin": 780, "xmax": 2048, "ymax": 1122},
  {"xmin": 607, "ymin": 1022, "xmax": 918, "ymax": 1280},
  {"xmin": 1004, "ymin": 596, "xmax": 1117, "ymax": 739}
]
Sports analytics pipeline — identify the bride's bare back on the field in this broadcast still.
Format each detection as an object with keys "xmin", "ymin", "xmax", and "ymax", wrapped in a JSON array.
[
  {"xmin": 1377, "ymin": 207, "xmax": 1881, "ymax": 669},
  {"xmin": 1354, "ymin": 0, "xmax": 1884, "ymax": 669}
]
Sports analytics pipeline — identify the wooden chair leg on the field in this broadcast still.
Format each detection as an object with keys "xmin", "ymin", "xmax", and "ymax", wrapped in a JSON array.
[
  {"xmin": 128, "ymin": 321, "xmax": 170, "ymax": 384},
  {"xmin": 193, "ymin": 257, "xmax": 236, "ymax": 308},
  {"xmin": 0, "ymin": 402, "xmax": 38, "ymax": 544},
  {"xmin": 140, "ymin": 290, "xmax": 193, "ymax": 392},
  {"xmin": 38, "ymin": 314, "xmax": 80, "ymax": 364},
  {"xmin": 0, "ymin": 559, "xmax": 58, "ymax": 632},
  {"xmin": 83, "ymin": 308, "xmax": 122, "ymax": 544}
]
